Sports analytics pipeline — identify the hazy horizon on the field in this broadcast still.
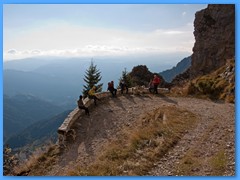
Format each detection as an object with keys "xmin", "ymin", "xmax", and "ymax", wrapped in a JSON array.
[{"xmin": 3, "ymin": 51, "xmax": 191, "ymax": 73}]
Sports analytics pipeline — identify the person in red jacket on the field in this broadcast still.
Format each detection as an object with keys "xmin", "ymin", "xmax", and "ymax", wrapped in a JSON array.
[{"xmin": 152, "ymin": 74, "xmax": 160, "ymax": 94}]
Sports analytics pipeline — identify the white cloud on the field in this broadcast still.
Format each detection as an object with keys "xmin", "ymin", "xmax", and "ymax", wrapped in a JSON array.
[
  {"xmin": 182, "ymin": 12, "xmax": 187, "ymax": 16},
  {"xmin": 4, "ymin": 23, "xmax": 194, "ymax": 61},
  {"xmin": 31, "ymin": 49, "xmax": 41, "ymax": 54},
  {"xmin": 163, "ymin": 30, "xmax": 185, "ymax": 35},
  {"xmin": 7, "ymin": 49, "xmax": 17, "ymax": 54}
]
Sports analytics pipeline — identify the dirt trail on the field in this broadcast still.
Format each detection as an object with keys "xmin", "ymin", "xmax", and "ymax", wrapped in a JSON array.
[{"xmin": 42, "ymin": 94, "xmax": 235, "ymax": 176}]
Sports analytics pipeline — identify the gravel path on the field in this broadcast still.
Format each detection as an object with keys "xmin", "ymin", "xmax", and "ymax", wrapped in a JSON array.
[
  {"xmin": 149, "ymin": 97, "xmax": 235, "ymax": 176},
  {"xmin": 43, "ymin": 94, "xmax": 235, "ymax": 176}
]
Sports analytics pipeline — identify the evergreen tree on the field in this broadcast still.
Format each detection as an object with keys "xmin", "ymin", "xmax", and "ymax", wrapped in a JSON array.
[
  {"xmin": 118, "ymin": 68, "xmax": 132, "ymax": 88},
  {"xmin": 83, "ymin": 60, "xmax": 103, "ymax": 97}
]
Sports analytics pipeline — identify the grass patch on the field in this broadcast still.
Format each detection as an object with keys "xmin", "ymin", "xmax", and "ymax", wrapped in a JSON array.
[
  {"xmin": 172, "ymin": 58, "xmax": 235, "ymax": 103},
  {"xmin": 175, "ymin": 150, "xmax": 202, "ymax": 176},
  {"xmin": 210, "ymin": 150, "xmax": 227, "ymax": 176},
  {"xmin": 13, "ymin": 144, "xmax": 61, "ymax": 176},
  {"xmin": 70, "ymin": 106, "xmax": 198, "ymax": 176}
]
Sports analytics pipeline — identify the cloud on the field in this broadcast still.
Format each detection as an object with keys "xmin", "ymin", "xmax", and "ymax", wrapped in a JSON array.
[
  {"xmin": 182, "ymin": 11, "xmax": 187, "ymax": 16},
  {"xmin": 153, "ymin": 29, "xmax": 187, "ymax": 35},
  {"xmin": 4, "ymin": 43, "xmax": 193, "ymax": 61},
  {"xmin": 163, "ymin": 30, "xmax": 185, "ymax": 35},
  {"xmin": 4, "ymin": 23, "xmax": 194, "ymax": 61},
  {"xmin": 31, "ymin": 49, "xmax": 41, "ymax": 54},
  {"xmin": 7, "ymin": 49, "xmax": 17, "ymax": 54}
]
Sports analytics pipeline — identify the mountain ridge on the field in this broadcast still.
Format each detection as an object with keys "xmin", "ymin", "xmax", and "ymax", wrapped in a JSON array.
[
  {"xmin": 3, "ymin": 94, "xmax": 65, "ymax": 143},
  {"xmin": 159, "ymin": 56, "xmax": 191, "ymax": 82},
  {"xmin": 5, "ymin": 110, "xmax": 72, "ymax": 150}
]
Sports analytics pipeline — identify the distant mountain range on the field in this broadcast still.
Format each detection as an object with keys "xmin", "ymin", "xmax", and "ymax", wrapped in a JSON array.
[
  {"xmin": 159, "ymin": 56, "xmax": 191, "ymax": 82},
  {"xmin": 3, "ymin": 94, "xmax": 65, "ymax": 143},
  {"xmin": 5, "ymin": 110, "xmax": 71, "ymax": 149},
  {"xmin": 4, "ymin": 69, "xmax": 83, "ymax": 108},
  {"xmin": 3, "ymin": 55, "xmax": 190, "ymax": 106}
]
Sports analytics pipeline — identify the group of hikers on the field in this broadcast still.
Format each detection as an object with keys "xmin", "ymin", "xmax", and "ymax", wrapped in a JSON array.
[
  {"xmin": 108, "ymin": 80, "xmax": 129, "ymax": 97},
  {"xmin": 77, "ymin": 74, "xmax": 161, "ymax": 116}
]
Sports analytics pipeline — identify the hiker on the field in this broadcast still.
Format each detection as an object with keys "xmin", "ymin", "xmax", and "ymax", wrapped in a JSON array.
[
  {"xmin": 88, "ymin": 86, "xmax": 100, "ymax": 105},
  {"xmin": 148, "ymin": 79, "xmax": 154, "ymax": 93},
  {"xmin": 107, "ymin": 81, "xmax": 117, "ymax": 97},
  {"xmin": 77, "ymin": 95, "xmax": 90, "ymax": 115},
  {"xmin": 152, "ymin": 74, "xmax": 160, "ymax": 94},
  {"xmin": 120, "ymin": 80, "xmax": 128, "ymax": 94}
]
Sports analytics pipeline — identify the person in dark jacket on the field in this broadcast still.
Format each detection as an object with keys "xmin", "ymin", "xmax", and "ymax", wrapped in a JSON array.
[
  {"xmin": 107, "ymin": 81, "xmax": 117, "ymax": 97},
  {"xmin": 120, "ymin": 80, "xmax": 128, "ymax": 94},
  {"xmin": 77, "ymin": 95, "xmax": 90, "ymax": 115}
]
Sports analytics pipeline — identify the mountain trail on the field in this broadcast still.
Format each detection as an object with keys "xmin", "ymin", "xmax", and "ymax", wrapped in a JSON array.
[{"xmin": 33, "ymin": 94, "xmax": 234, "ymax": 176}]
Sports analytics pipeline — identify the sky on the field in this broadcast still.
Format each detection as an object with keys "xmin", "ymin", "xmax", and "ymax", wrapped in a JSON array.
[{"xmin": 3, "ymin": 4, "xmax": 208, "ymax": 62}]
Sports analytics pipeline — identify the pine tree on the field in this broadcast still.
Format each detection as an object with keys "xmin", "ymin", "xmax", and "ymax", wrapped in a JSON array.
[
  {"xmin": 83, "ymin": 60, "xmax": 103, "ymax": 97},
  {"xmin": 118, "ymin": 68, "xmax": 132, "ymax": 88}
]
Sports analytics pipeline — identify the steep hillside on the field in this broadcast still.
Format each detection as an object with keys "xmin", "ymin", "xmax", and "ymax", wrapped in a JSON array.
[
  {"xmin": 3, "ymin": 69, "xmax": 81, "ymax": 107},
  {"xmin": 3, "ymin": 94, "xmax": 65, "ymax": 142},
  {"xmin": 5, "ymin": 110, "xmax": 71, "ymax": 149},
  {"xmin": 159, "ymin": 56, "xmax": 191, "ymax": 83},
  {"xmin": 172, "ymin": 58, "xmax": 235, "ymax": 103},
  {"xmin": 188, "ymin": 59, "xmax": 235, "ymax": 102}
]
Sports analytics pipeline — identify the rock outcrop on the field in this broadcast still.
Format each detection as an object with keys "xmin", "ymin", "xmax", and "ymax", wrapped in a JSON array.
[
  {"xmin": 190, "ymin": 4, "xmax": 235, "ymax": 77},
  {"xmin": 128, "ymin": 65, "xmax": 170, "ymax": 88},
  {"xmin": 129, "ymin": 65, "xmax": 154, "ymax": 86},
  {"xmin": 172, "ymin": 4, "xmax": 235, "ymax": 85}
]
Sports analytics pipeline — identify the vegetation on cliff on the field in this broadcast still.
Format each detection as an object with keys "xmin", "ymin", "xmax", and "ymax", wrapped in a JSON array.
[{"xmin": 171, "ymin": 58, "xmax": 235, "ymax": 103}]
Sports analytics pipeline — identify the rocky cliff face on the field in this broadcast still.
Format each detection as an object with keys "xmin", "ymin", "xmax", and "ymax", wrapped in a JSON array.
[{"xmin": 190, "ymin": 4, "xmax": 235, "ymax": 77}]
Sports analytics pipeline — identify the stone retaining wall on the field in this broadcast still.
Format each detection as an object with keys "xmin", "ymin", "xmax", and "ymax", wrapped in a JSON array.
[{"xmin": 57, "ymin": 87, "xmax": 169, "ymax": 145}]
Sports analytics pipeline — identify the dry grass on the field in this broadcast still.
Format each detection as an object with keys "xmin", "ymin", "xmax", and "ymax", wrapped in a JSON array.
[
  {"xmin": 176, "ymin": 148, "xmax": 227, "ymax": 176},
  {"xmin": 188, "ymin": 59, "xmax": 234, "ymax": 102},
  {"xmin": 210, "ymin": 149, "xmax": 227, "ymax": 176},
  {"xmin": 13, "ymin": 144, "xmax": 61, "ymax": 176},
  {"xmin": 69, "ymin": 105, "xmax": 198, "ymax": 176},
  {"xmin": 171, "ymin": 58, "xmax": 235, "ymax": 103},
  {"xmin": 175, "ymin": 150, "xmax": 202, "ymax": 176}
]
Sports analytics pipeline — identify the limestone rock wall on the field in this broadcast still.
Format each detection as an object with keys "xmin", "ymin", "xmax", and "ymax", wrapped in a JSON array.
[{"xmin": 190, "ymin": 4, "xmax": 235, "ymax": 77}]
